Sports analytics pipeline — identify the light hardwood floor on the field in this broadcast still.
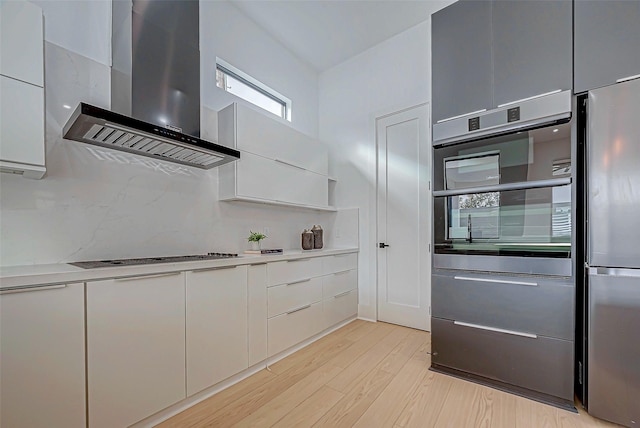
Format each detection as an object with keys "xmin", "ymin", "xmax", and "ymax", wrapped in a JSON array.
[{"xmin": 158, "ymin": 320, "xmax": 619, "ymax": 428}]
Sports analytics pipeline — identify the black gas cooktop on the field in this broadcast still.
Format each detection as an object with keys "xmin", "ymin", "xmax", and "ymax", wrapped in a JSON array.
[{"xmin": 69, "ymin": 253, "xmax": 239, "ymax": 269}]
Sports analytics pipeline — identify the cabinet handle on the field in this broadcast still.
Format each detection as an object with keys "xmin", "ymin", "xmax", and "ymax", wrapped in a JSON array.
[
  {"xmin": 333, "ymin": 270, "xmax": 351, "ymax": 276},
  {"xmin": 0, "ymin": 284, "xmax": 67, "ymax": 295},
  {"xmin": 192, "ymin": 265, "xmax": 239, "ymax": 273},
  {"xmin": 497, "ymin": 89, "xmax": 561, "ymax": 108},
  {"xmin": 287, "ymin": 278, "xmax": 311, "ymax": 286},
  {"xmin": 334, "ymin": 290, "xmax": 352, "ymax": 299},
  {"xmin": 114, "ymin": 272, "xmax": 182, "ymax": 282},
  {"xmin": 436, "ymin": 109, "xmax": 487, "ymax": 124},
  {"xmin": 454, "ymin": 321, "xmax": 537, "ymax": 339},
  {"xmin": 334, "ymin": 254, "xmax": 352, "ymax": 258},
  {"xmin": 288, "ymin": 258, "xmax": 311, "ymax": 263},
  {"xmin": 453, "ymin": 276, "xmax": 537, "ymax": 287},
  {"xmin": 275, "ymin": 158, "xmax": 307, "ymax": 171},
  {"xmin": 616, "ymin": 74, "xmax": 640, "ymax": 83},
  {"xmin": 286, "ymin": 304, "xmax": 311, "ymax": 315}
]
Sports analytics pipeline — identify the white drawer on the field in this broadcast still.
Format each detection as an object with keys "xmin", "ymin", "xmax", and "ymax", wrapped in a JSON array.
[
  {"xmin": 322, "ymin": 253, "xmax": 357, "ymax": 275},
  {"xmin": 267, "ymin": 258, "xmax": 322, "ymax": 287},
  {"xmin": 323, "ymin": 289, "xmax": 358, "ymax": 329},
  {"xmin": 322, "ymin": 269, "xmax": 357, "ymax": 299},
  {"xmin": 268, "ymin": 276, "xmax": 323, "ymax": 318},
  {"xmin": 268, "ymin": 302, "xmax": 323, "ymax": 356}
]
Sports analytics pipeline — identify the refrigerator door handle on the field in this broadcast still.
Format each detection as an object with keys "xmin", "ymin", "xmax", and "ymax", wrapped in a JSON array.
[{"xmin": 588, "ymin": 266, "xmax": 640, "ymax": 278}]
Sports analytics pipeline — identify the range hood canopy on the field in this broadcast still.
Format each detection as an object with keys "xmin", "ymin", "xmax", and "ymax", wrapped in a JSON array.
[
  {"xmin": 63, "ymin": 103, "xmax": 240, "ymax": 169},
  {"xmin": 62, "ymin": 0, "xmax": 239, "ymax": 169}
]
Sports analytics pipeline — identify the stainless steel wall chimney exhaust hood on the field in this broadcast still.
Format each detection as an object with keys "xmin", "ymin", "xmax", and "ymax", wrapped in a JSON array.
[
  {"xmin": 63, "ymin": 103, "xmax": 240, "ymax": 169},
  {"xmin": 62, "ymin": 0, "xmax": 240, "ymax": 169}
]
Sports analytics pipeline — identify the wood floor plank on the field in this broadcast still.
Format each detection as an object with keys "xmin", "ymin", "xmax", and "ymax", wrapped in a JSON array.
[
  {"xmin": 323, "ymin": 321, "xmax": 398, "ymax": 370},
  {"xmin": 515, "ymin": 395, "xmax": 560, "ymax": 428},
  {"xmin": 489, "ymin": 389, "xmax": 517, "ymax": 428},
  {"xmin": 312, "ymin": 367, "xmax": 395, "ymax": 427},
  {"xmin": 271, "ymin": 385, "xmax": 344, "ymax": 428},
  {"xmin": 433, "ymin": 376, "xmax": 491, "ymax": 427},
  {"xmin": 233, "ymin": 363, "xmax": 343, "ymax": 428},
  {"xmin": 394, "ymin": 370, "xmax": 453, "ymax": 427},
  {"xmin": 378, "ymin": 330, "xmax": 429, "ymax": 375},
  {"xmin": 326, "ymin": 327, "xmax": 410, "ymax": 392},
  {"xmin": 352, "ymin": 346, "xmax": 433, "ymax": 428}
]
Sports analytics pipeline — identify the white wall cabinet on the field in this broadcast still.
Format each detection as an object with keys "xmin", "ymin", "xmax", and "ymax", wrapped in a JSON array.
[
  {"xmin": 186, "ymin": 266, "xmax": 248, "ymax": 396},
  {"xmin": 86, "ymin": 273, "xmax": 186, "ymax": 428},
  {"xmin": 218, "ymin": 102, "xmax": 334, "ymax": 210},
  {"xmin": 0, "ymin": 1, "xmax": 46, "ymax": 178},
  {"xmin": 0, "ymin": 283, "xmax": 85, "ymax": 428}
]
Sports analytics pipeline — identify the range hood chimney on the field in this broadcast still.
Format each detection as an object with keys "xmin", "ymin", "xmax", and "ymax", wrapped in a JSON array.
[{"xmin": 62, "ymin": 0, "xmax": 239, "ymax": 169}]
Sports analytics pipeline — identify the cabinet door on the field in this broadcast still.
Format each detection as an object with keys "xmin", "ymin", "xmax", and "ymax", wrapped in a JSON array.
[
  {"xmin": 492, "ymin": 0, "xmax": 572, "ymax": 107},
  {"xmin": 0, "ymin": 75, "xmax": 45, "ymax": 167},
  {"xmin": 0, "ymin": 1, "xmax": 43, "ymax": 86},
  {"xmin": 1, "ymin": 283, "xmax": 85, "ymax": 428},
  {"xmin": 186, "ymin": 266, "xmax": 248, "ymax": 396},
  {"xmin": 432, "ymin": 0, "xmax": 493, "ymax": 123},
  {"xmin": 236, "ymin": 151, "xmax": 287, "ymax": 202},
  {"xmin": 575, "ymin": 1, "xmax": 640, "ymax": 93},
  {"xmin": 87, "ymin": 273, "xmax": 186, "ymax": 428},
  {"xmin": 248, "ymin": 264, "xmax": 268, "ymax": 366}
]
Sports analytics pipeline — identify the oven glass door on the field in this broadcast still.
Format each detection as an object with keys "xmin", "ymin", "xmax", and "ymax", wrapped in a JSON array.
[{"xmin": 434, "ymin": 184, "xmax": 571, "ymax": 258}]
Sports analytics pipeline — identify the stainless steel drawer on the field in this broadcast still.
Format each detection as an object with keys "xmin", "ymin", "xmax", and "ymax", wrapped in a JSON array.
[
  {"xmin": 432, "ymin": 270, "xmax": 574, "ymax": 340},
  {"xmin": 431, "ymin": 318, "xmax": 574, "ymax": 400}
]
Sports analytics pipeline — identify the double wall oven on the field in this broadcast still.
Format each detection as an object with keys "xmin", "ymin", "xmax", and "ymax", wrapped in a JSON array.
[
  {"xmin": 429, "ymin": 91, "xmax": 577, "ymax": 411},
  {"xmin": 433, "ymin": 119, "xmax": 573, "ymax": 276}
]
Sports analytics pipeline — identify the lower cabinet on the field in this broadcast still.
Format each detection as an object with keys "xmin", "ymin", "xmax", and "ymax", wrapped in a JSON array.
[
  {"xmin": 86, "ymin": 273, "xmax": 187, "ymax": 428},
  {"xmin": 248, "ymin": 263, "xmax": 268, "ymax": 366},
  {"xmin": 0, "ymin": 283, "xmax": 85, "ymax": 428},
  {"xmin": 268, "ymin": 302, "xmax": 324, "ymax": 356},
  {"xmin": 186, "ymin": 266, "xmax": 248, "ymax": 396}
]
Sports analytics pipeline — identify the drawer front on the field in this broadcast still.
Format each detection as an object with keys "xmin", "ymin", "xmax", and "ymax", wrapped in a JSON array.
[
  {"xmin": 322, "ymin": 269, "xmax": 357, "ymax": 299},
  {"xmin": 432, "ymin": 270, "xmax": 574, "ymax": 340},
  {"xmin": 267, "ymin": 302, "xmax": 323, "ymax": 356},
  {"xmin": 268, "ymin": 276, "xmax": 323, "ymax": 318},
  {"xmin": 267, "ymin": 258, "xmax": 322, "ymax": 287},
  {"xmin": 323, "ymin": 289, "xmax": 358, "ymax": 329},
  {"xmin": 432, "ymin": 318, "xmax": 573, "ymax": 400},
  {"xmin": 322, "ymin": 253, "xmax": 357, "ymax": 274}
]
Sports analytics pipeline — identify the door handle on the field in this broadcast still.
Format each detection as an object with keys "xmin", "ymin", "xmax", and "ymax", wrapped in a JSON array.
[{"xmin": 379, "ymin": 243, "xmax": 390, "ymax": 248}]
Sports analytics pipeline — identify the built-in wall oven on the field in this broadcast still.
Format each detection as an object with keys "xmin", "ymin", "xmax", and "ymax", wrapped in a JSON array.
[{"xmin": 433, "ymin": 119, "xmax": 573, "ymax": 276}]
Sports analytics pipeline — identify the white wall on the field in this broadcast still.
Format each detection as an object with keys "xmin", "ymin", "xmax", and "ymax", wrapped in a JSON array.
[
  {"xmin": 0, "ymin": 1, "xmax": 331, "ymax": 267},
  {"xmin": 318, "ymin": 20, "xmax": 433, "ymax": 321}
]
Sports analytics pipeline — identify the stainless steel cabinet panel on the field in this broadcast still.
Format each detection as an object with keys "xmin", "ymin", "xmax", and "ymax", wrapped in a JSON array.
[
  {"xmin": 432, "ymin": 270, "xmax": 574, "ymax": 340},
  {"xmin": 432, "ymin": 318, "xmax": 574, "ymax": 400},
  {"xmin": 575, "ymin": 1, "xmax": 640, "ymax": 93},
  {"xmin": 588, "ymin": 269, "xmax": 640, "ymax": 427},
  {"xmin": 431, "ymin": 0, "xmax": 493, "ymax": 123},
  {"xmin": 587, "ymin": 79, "xmax": 640, "ymax": 269},
  {"xmin": 492, "ymin": 1, "xmax": 572, "ymax": 107}
]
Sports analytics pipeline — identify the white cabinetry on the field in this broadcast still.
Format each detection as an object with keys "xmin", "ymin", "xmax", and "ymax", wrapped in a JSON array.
[
  {"xmin": 186, "ymin": 266, "xmax": 248, "ymax": 396},
  {"xmin": 0, "ymin": 283, "xmax": 85, "ymax": 428},
  {"xmin": 86, "ymin": 273, "xmax": 186, "ymax": 428},
  {"xmin": 248, "ymin": 263, "xmax": 268, "ymax": 366},
  {"xmin": 266, "ymin": 254, "xmax": 358, "ymax": 356},
  {"xmin": 0, "ymin": 1, "xmax": 45, "ymax": 178},
  {"xmin": 218, "ymin": 102, "xmax": 334, "ymax": 210}
]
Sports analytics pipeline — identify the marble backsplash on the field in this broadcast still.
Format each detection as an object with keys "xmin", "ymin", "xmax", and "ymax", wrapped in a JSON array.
[{"xmin": 0, "ymin": 42, "xmax": 354, "ymax": 267}]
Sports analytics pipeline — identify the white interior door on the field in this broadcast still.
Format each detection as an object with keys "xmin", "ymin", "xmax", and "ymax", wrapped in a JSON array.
[{"xmin": 376, "ymin": 104, "xmax": 431, "ymax": 331}]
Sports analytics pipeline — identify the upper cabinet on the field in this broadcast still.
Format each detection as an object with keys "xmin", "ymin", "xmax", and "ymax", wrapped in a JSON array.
[
  {"xmin": 0, "ymin": 1, "xmax": 46, "ymax": 179},
  {"xmin": 574, "ymin": 1, "xmax": 640, "ymax": 93},
  {"xmin": 218, "ymin": 102, "xmax": 335, "ymax": 211},
  {"xmin": 431, "ymin": 0, "xmax": 572, "ymax": 124}
]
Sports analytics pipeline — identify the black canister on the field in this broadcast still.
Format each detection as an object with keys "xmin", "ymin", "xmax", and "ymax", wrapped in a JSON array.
[
  {"xmin": 311, "ymin": 224, "xmax": 323, "ymax": 249},
  {"xmin": 301, "ymin": 229, "xmax": 314, "ymax": 250}
]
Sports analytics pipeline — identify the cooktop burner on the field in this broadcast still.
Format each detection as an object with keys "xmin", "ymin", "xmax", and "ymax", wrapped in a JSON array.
[{"xmin": 70, "ymin": 253, "xmax": 239, "ymax": 269}]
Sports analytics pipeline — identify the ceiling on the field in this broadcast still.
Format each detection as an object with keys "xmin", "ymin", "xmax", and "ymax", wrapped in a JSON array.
[{"xmin": 230, "ymin": 0, "xmax": 454, "ymax": 72}]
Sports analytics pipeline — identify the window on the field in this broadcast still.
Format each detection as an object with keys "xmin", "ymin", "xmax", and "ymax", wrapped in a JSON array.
[{"xmin": 216, "ymin": 59, "xmax": 290, "ymax": 120}]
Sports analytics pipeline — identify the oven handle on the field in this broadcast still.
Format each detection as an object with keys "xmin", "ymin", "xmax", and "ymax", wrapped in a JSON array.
[{"xmin": 433, "ymin": 177, "xmax": 571, "ymax": 197}]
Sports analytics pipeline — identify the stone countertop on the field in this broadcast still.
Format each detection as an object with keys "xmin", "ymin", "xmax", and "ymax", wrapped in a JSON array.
[{"xmin": 0, "ymin": 248, "xmax": 359, "ymax": 290}]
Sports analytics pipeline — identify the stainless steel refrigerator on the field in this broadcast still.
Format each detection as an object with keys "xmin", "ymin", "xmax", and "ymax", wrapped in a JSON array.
[{"xmin": 585, "ymin": 78, "xmax": 640, "ymax": 427}]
